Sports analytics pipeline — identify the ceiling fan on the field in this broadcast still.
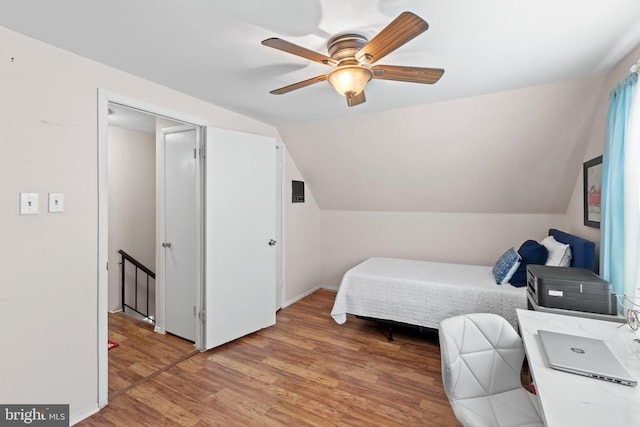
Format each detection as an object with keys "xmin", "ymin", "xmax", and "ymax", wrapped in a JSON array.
[{"xmin": 261, "ymin": 11, "xmax": 444, "ymax": 107}]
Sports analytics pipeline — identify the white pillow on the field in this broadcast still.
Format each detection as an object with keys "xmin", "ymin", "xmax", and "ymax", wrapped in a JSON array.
[{"xmin": 540, "ymin": 236, "xmax": 572, "ymax": 267}]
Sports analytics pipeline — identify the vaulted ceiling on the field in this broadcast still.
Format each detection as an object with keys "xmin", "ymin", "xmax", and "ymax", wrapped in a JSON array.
[
  {"xmin": 2, "ymin": 1, "xmax": 639, "ymax": 213},
  {"xmin": 2, "ymin": 0, "xmax": 638, "ymax": 127},
  {"xmin": 281, "ymin": 75, "xmax": 605, "ymax": 213}
]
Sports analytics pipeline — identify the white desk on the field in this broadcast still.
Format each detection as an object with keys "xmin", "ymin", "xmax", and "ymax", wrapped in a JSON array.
[{"xmin": 517, "ymin": 309, "xmax": 640, "ymax": 427}]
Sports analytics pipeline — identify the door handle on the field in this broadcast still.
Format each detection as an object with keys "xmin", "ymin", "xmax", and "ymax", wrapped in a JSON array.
[
  {"xmin": 162, "ymin": 242, "xmax": 172, "ymax": 248},
  {"xmin": 268, "ymin": 239, "xmax": 277, "ymax": 246}
]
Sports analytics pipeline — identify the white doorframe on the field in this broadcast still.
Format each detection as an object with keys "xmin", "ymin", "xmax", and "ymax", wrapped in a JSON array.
[
  {"xmin": 276, "ymin": 142, "xmax": 285, "ymax": 310},
  {"xmin": 97, "ymin": 90, "xmax": 284, "ymax": 407},
  {"xmin": 97, "ymin": 90, "xmax": 208, "ymax": 407}
]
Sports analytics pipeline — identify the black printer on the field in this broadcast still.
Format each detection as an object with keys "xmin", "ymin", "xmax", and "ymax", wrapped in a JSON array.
[{"xmin": 527, "ymin": 265, "xmax": 617, "ymax": 315}]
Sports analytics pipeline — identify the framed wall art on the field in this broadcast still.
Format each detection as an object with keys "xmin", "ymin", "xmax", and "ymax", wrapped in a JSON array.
[{"xmin": 583, "ymin": 155, "xmax": 603, "ymax": 228}]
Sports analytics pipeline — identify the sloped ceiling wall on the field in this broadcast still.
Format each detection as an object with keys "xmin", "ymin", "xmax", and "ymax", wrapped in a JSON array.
[{"xmin": 280, "ymin": 74, "xmax": 605, "ymax": 214}]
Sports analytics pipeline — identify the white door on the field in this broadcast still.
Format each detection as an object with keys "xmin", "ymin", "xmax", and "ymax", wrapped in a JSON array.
[
  {"xmin": 163, "ymin": 126, "xmax": 199, "ymax": 342},
  {"xmin": 203, "ymin": 127, "xmax": 276, "ymax": 350}
]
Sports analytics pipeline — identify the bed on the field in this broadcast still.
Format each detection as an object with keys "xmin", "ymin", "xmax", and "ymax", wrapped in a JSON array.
[{"xmin": 330, "ymin": 229, "xmax": 596, "ymax": 334}]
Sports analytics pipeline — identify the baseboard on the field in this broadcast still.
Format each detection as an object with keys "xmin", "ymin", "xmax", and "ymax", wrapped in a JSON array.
[
  {"xmin": 282, "ymin": 286, "xmax": 320, "ymax": 308},
  {"xmin": 282, "ymin": 285, "xmax": 339, "ymax": 308},
  {"xmin": 70, "ymin": 405, "xmax": 99, "ymax": 426}
]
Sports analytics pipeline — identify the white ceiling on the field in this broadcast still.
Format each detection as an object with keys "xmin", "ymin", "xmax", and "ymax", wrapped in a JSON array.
[
  {"xmin": 2, "ymin": 1, "xmax": 640, "ymax": 215},
  {"xmin": 107, "ymin": 104, "xmax": 157, "ymax": 134},
  {"xmin": 2, "ymin": 0, "xmax": 640, "ymax": 128}
]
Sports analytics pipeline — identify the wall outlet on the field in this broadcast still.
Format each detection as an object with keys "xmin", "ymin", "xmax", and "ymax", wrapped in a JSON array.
[{"xmin": 20, "ymin": 193, "xmax": 39, "ymax": 215}]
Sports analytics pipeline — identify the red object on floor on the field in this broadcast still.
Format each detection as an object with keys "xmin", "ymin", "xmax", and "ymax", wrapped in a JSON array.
[{"xmin": 108, "ymin": 340, "xmax": 119, "ymax": 350}]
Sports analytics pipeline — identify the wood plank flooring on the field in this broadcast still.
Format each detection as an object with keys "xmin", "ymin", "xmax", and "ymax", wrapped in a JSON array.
[
  {"xmin": 81, "ymin": 290, "xmax": 460, "ymax": 426},
  {"xmin": 108, "ymin": 311, "xmax": 197, "ymax": 399}
]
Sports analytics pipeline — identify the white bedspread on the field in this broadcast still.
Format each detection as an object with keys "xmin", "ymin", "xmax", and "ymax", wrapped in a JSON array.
[{"xmin": 330, "ymin": 257, "xmax": 527, "ymax": 330}]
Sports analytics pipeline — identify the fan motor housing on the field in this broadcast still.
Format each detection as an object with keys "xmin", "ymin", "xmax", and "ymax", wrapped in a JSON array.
[{"xmin": 327, "ymin": 33, "xmax": 369, "ymax": 61}]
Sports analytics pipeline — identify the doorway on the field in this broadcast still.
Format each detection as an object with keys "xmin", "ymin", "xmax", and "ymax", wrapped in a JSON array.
[
  {"xmin": 105, "ymin": 104, "xmax": 198, "ymax": 400},
  {"xmin": 98, "ymin": 92, "xmax": 284, "ymax": 407}
]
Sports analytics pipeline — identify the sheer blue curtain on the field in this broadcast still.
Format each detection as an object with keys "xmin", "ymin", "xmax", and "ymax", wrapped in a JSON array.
[
  {"xmin": 600, "ymin": 73, "xmax": 637, "ymax": 300},
  {"xmin": 625, "ymin": 75, "xmax": 640, "ymax": 304}
]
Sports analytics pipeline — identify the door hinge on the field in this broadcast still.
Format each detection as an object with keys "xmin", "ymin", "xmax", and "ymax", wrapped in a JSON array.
[
  {"xmin": 198, "ymin": 311, "xmax": 206, "ymax": 322},
  {"xmin": 193, "ymin": 148, "xmax": 197, "ymax": 159},
  {"xmin": 199, "ymin": 145, "xmax": 206, "ymax": 158}
]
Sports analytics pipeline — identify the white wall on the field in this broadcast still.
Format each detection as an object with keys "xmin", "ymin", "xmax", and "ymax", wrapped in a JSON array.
[
  {"xmin": 288, "ymin": 52, "xmax": 640, "ymax": 290},
  {"xmin": 283, "ymin": 149, "xmax": 323, "ymax": 305},
  {"xmin": 320, "ymin": 211, "xmax": 566, "ymax": 286},
  {"xmin": 280, "ymin": 77, "xmax": 604, "ymax": 289},
  {"xmin": 316, "ymin": 47, "xmax": 640, "ymax": 288},
  {"xmin": 0, "ymin": 25, "xmax": 282, "ymax": 423},
  {"xmin": 107, "ymin": 126, "xmax": 156, "ymax": 312},
  {"xmin": 565, "ymin": 45, "xmax": 640, "ymax": 250}
]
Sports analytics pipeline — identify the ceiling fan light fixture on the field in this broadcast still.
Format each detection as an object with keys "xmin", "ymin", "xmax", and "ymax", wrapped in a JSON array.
[
  {"xmin": 263, "ymin": 12, "xmax": 441, "ymax": 106},
  {"xmin": 327, "ymin": 65, "xmax": 372, "ymax": 97}
]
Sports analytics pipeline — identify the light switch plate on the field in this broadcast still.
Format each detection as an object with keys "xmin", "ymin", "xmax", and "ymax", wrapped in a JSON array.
[
  {"xmin": 20, "ymin": 193, "xmax": 39, "ymax": 215},
  {"xmin": 49, "ymin": 193, "xmax": 64, "ymax": 213}
]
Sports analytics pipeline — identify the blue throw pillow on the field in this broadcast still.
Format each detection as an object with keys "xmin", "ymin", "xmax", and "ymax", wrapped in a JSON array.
[
  {"xmin": 510, "ymin": 240, "xmax": 548, "ymax": 287},
  {"xmin": 493, "ymin": 248, "xmax": 522, "ymax": 284}
]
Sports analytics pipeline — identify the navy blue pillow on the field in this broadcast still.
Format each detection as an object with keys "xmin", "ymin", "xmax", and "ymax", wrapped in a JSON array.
[{"xmin": 510, "ymin": 240, "xmax": 548, "ymax": 287}]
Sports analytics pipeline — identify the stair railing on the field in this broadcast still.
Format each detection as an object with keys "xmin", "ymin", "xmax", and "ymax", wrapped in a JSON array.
[{"xmin": 119, "ymin": 249, "xmax": 155, "ymax": 323}]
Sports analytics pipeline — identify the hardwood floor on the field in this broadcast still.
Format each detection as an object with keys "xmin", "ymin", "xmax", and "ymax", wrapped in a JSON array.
[
  {"xmin": 81, "ymin": 290, "xmax": 460, "ymax": 426},
  {"xmin": 108, "ymin": 311, "xmax": 198, "ymax": 399}
]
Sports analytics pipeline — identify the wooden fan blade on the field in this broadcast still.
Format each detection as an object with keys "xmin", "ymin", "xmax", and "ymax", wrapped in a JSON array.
[
  {"xmin": 269, "ymin": 75, "xmax": 327, "ymax": 95},
  {"xmin": 262, "ymin": 38, "xmax": 337, "ymax": 66},
  {"xmin": 346, "ymin": 90, "xmax": 366, "ymax": 107},
  {"xmin": 356, "ymin": 12, "xmax": 428, "ymax": 64},
  {"xmin": 372, "ymin": 65, "xmax": 444, "ymax": 84}
]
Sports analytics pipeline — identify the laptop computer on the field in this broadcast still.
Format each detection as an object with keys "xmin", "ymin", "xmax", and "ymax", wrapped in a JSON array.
[{"xmin": 538, "ymin": 329, "xmax": 637, "ymax": 387}]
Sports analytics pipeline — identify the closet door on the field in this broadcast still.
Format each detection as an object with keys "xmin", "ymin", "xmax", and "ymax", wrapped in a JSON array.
[
  {"xmin": 163, "ymin": 125, "xmax": 199, "ymax": 342},
  {"xmin": 203, "ymin": 127, "xmax": 276, "ymax": 350}
]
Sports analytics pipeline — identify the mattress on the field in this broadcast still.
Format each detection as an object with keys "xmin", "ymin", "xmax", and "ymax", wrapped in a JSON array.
[{"xmin": 330, "ymin": 257, "xmax": 527, "ymax": 330}]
